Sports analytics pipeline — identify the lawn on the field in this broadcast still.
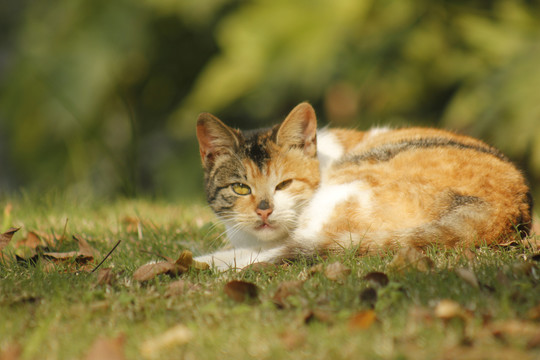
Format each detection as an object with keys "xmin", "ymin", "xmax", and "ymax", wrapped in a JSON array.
[{"xmin": 1, "ymin": 194, "xmax": 539, "ymax": 360}]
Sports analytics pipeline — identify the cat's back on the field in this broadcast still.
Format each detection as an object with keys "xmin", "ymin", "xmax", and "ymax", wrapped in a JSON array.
[{"xmin": 300, "ymin": 125, "xmax": 532, "ymax": 248}]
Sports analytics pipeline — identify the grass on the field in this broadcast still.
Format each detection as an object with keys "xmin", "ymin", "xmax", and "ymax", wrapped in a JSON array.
[{"xmin": 1, "ymin": 194, "xmax": 540, "ymax": 359}]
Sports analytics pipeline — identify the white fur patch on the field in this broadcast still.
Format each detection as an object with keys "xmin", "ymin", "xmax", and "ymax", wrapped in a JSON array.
[
  {"xmin": 366, "ymin": 126, "xmax": 391, "ymax": 139},
  {"xmin": 317, "ymin": 129, "xmax": 344, "ymax": 172},
  {"xmin": 294, "ymin": 181, "xmax": 372, "ymax": 244}
]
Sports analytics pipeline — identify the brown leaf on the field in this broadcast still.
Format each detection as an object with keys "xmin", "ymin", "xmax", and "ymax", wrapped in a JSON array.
[
  {"xmin": 0, "ymin": 342, "xmax": 22, "ymax": 360},
  {"xmin": 359, "ymin": 287, "xmax": 378, "ymax": 308},
  {"xmin": 224, "ymin": 280, "xmax": 259, "ymax": 303},
  {"xmin": 303, "ymin": 309, "xmax": 333, "ymax": 324},
  {"xmin": 133, "ymin": 261, "xmax": 186, "ymax": 282},
  {"xmin": 85, "ymin": 335, "xmax": 126, "ymax": 360},
  {"xmin": 435, "ymin": 299, "xmax": 465, "ymax": 320},
  {"xmin": 175, "ymin": 250, "xmax": 209, "ymax": 270},
  {"xmin": 387, "ymin": 247, "xmax": 434, "ymax": 273},
  {"xmin": 279, "ymin": 329, "xmax": 306, "ymax": 350},
  {"xmin": 527, "ymin": 304, "xmax": 540, "ymax": 321},
  {"xmin": 272, "ymin": 280, "xmax": 304, "ymax": 308},
  {"xmin": 96, "ymin": 268, "xmax": 115, "ymax": 286},
  {"xmin": 454, "ymin": 267, "xmax": 479, "ymax": 288},
  {"xmin": 324, "ymin": 262, "xmax": 351, "ymax": 282},
  {"xmin": 43, "ymin": 235, "xmax": 97, "ymax": 265},
  {"xmin": 363, "ymin": 271, "xmax": 389, "ymax": 287},
  {"xmin": 165, "ymin": 280, "xmax": 201, "ymax": 297},
  {"xmin": 348, "ymin": 310, "xmax": 377, "ymax": 330},
  {"xmin": 307, "ymin": 263, "xmax": 324, "ymax": 275},
  {"xmin": 0, "ymin": 227, "xmax": 20, "ymax": 251},
  {"xmin": 14, "ymin": 231, "xmax": 47, "ymax": 250},
  {"xmin": 140, "ymin": 324, "xmax": 192, "ymax": 359},
  {"xmin": 133, "ymin": 250, "xmax": 208, "ymax": 282}
]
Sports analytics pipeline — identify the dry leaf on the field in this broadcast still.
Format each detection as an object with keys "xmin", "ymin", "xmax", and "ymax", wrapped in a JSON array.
[
  {"xmin": 85, "ymin": 335, "xmax": 126, "ymax": 360},
  {"xmin": 527, "ymin": 304, "xmax": 540, "ymax": 321},
  {"xmin": 363, "ymin": 272, "xmax": 389, "ymax": 287},
  {"xmin": 359, "ymin": 287, "xmax": 378, "ymax": 308},
  {"xmin": 307, "ymin": 263, "xmax": 324, "ymax": 275},
  {"xmin": 272, "ymin": 280, "xmax": 304, "ymax": 308},
  {"xmin": 279, "ymin": 329, "xmax": 306, "ymax": 350},
  {"xmin": 303, "ymin": 309, "xmax": 333, "ymax": 324},
  {"xmin": 165, "ymin": 280, "xmax": 201, "ymax": 297},
  {"xmin": 224, "ymin": 280, "xmax": 259, "ymax": 303},
  {"xmin": 175, "ymin": 250, "xmax": 209, "ymax": 270},
  {"xmin": 387, "ymin": 247, "xmax": 434, "ymax": 273},
  {"xmin": 454, "ymin": 267, "xmax": 479, "ymax": 288},
  {"xmin": 140, "ymin": 324, "xmax": 193, "ymax": 359},
  {"xmin": 43, "ymin": 235, "xmax": 97, "ymax": 265},
  {"xmin": 96, "ymin": 268, "xmax": 115, "ymax": 286},
  {"xmin": 133, "ymin": 250, "xmax": 209, "ymax": 282},
  {"xmin": 133, "ymin": 262, "xmax": 185, "ymax": 282},
  {"xmin": 0, "ymin": 227, "xmax": 19, "ymax": 252},
  {"xmin": 435, "ymin": 299, "xmax": 464, "ymax": 320},
  {"xmin": 324, "ymin": 262, "xmax": 351, "ymax": 281},
  {"xmin": 0, "ymin": 342, "xmax": 22, "ymax": 360},
  {"xmin": 348, "ymin": 310, "xmax": 377, "ymax": 330}
]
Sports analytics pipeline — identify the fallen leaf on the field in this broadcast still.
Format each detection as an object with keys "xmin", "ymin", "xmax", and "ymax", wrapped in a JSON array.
[
  {"xmin": 303, "ymin": 309, "xmax": 333, "ymax": 324},
  {"xmin": 14, "ymin": 231, "xmax": 48, "ymax": 250},
  {"xmin": 348, "ymin": 310, "xmax": 377, "ymax": 330},
  {"xmin": 165, "ymin": 280, "xmax": 201, "ymax": 297},
  {"xmin": 359, "ymin": 287, "xmax": 378, "ymax": 308},
  {"xmin": 324, "ymin": 262, "xmax": 351, "ymax": 282},
  {"xmin": 133, "ymin": 262, "xmax": 186, "ymax": 282},
  {"xmin": 454, "ymin": 267, "xmax": 479, "ymax": 288},
  {"xmin": 96, "ymin": 268, "xmax": 115, "ymax": 286},
  {"xmin": 307, "ymin": 263, "xmax": 324, "ymax": 275},
  {"xmin": 0, "ymin": 342, "xmax": 21, "ymax": 360},
  {"xmin": 0, "ymin": 227, "xmax": 20, "ymax": 252},
  {"xmin": 133, "ymin": 250, "xmax": 209, "ymax": 282},
  {"xmin": 140, "ymin": 324, "xmax": 193, "ymax": 359},
  {"xmin": 527, "ymin": 331, "xmax": 540, "ymax": 349},
  {"xmin": 272, "ymin": 280, "xmax": 304, "ymax": 308},
  {"xmin": 224, "ymin": 280, "xmax": 259, "ymax": 303},
  {"xmin": 363, "ymin": 271, "xmax": 389, "ymax": 287},
  {"xmin": 175, "ymin": 250, "xmax": 209, "ymax": 270},
  {"xmin": 527, "ymin": 304, "xmax": 540, "ymax": 321},
  {"xmin": 387, "ymin": 247, "xmax": 434, "ymax": 273},
  {"xmin": 85, "ymin": 334, "xmax": 126, "ymax": 360},
  {"xmin": 435, "ymin": 299, "xmax": 464, "ymax": 320},
  {"xmin": 43, "ymin": 235, "xmax": 97, "ymax": 265},
  {"xmin": 279, "ymin": 329, "xmax": 306, "ymax": 350}
]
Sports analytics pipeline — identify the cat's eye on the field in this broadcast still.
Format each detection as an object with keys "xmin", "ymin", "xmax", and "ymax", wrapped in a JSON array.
[
  {"xmin": 275, "ymin": 179, "xmax": 293, "ymax": 191},
  {"xmin": 231, "ymin": 183, "xmax": 251, "ymax": 195}
]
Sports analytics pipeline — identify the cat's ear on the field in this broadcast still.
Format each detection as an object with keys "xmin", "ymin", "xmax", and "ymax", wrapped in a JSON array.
[
  {"xmin": 196, "ymin": 113, "xmax": 240, "ymax": 168},
  {"xmin": 276, "ymin": 102, "xmax": 317, "ymax": 157}
]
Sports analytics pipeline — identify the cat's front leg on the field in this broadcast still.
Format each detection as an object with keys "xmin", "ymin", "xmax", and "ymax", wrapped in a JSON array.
[{"xmin": 194, "ymin": 246, "xmax": 287, "ymax": 271}]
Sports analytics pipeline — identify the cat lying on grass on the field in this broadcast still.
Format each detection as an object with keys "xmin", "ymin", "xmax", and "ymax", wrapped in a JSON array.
[{"xmin": 194, "ymin": 102, "xmax": 532, "ymax": 270}]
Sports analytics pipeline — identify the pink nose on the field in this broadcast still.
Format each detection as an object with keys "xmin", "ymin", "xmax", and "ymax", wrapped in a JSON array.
[{"xmin": 256, "ymin": 208, "xmax": 273, "ymax": 222}]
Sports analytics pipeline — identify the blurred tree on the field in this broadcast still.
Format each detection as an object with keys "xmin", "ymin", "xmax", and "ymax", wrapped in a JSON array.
[{"xmin": 0, "ymin": 0, "xmax": 539, "ymax": 200}]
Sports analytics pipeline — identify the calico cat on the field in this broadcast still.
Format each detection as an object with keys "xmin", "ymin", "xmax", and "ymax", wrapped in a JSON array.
[{"xmin": 194, "ymin": 102, "xmax": 532, "ymax": 270}]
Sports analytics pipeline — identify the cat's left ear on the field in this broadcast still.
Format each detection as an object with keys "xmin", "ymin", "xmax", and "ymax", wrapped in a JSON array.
[
  {"xmin": 276, "ymin": 102, "xmax": 317, "ymax": 157},
  {"xmin": 196, "ymin": 113, "xmax": 241, "ymax": 168}
]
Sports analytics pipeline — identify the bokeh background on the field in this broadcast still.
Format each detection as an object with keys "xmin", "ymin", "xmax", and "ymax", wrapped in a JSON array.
[{"xmin": 1, "ymin": 0, "xmax": 539, "ymax": 202}]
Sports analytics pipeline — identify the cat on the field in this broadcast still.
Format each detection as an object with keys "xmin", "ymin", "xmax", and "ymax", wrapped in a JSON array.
[{"xmin": 194, "ymin": 102, "xmax": 533, "ymax": 270}]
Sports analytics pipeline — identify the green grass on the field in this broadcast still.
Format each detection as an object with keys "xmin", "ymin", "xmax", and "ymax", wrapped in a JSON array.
[{"xmin": 1, "ymin": 195, "xmax": 539, "ymax": 359}]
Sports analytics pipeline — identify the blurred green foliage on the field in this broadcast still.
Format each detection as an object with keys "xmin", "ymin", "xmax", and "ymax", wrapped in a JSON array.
[{"xmin": 1, "ymin": 0, "xmax": 539, "ymax": 200}]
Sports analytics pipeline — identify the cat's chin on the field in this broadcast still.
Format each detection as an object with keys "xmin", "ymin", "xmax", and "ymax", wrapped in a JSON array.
[{"xmin": 250, "ymin": 225, "xmax": 289, "ymax": 243}]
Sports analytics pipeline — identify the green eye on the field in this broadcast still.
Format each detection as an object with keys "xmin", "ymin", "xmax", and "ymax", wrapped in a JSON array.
[
  {"xmin": 231, "ymin": 183, "xmax": 251, "ymax": 195},
  {"xmin": 275, "ymin": 179, "xmax": 293, "ymax": 191}
]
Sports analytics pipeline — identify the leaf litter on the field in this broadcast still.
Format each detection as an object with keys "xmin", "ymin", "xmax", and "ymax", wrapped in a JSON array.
[{"xmin": 132, "ymin": 250, "xmax": 209, "ymax": 282}]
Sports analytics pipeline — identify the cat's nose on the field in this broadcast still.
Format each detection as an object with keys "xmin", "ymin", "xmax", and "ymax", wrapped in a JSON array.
[{"xmin": 256, "ymin": 200, "xmax": 273, "ymax": 221}]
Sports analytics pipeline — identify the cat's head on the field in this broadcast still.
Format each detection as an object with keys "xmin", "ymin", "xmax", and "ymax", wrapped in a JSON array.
[{"xmin": 196, "ymin": 102, "xmax": 320, "ymax": 244}]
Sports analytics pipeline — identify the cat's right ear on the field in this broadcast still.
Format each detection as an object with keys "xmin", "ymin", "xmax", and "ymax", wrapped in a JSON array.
[{"xmin": 196, "ymin": 113, "xmax": 240, "ymax": 168}]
